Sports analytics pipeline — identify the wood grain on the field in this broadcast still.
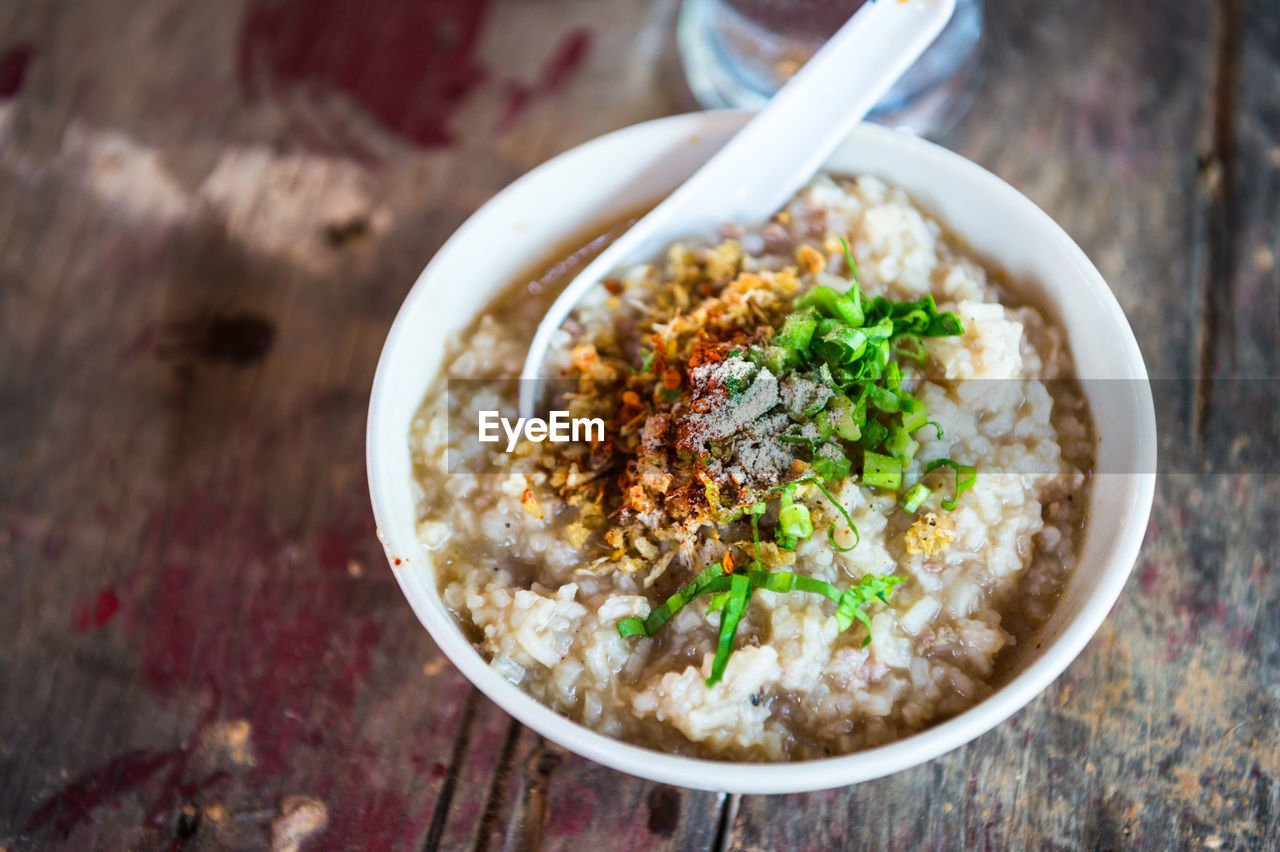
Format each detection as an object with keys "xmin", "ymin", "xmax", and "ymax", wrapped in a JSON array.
[{"xmin": 0, "ymin": 0, "xmax": 1276, "ymax": 849}]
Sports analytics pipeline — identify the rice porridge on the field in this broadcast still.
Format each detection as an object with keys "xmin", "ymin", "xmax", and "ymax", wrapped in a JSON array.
[{"xmin": 409, "ymin": 174, "xmax": 1093, "ymax": 761}]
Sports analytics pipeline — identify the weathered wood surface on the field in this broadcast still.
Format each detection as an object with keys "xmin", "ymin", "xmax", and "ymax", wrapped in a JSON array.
[{"xmin": 0, "ymin": 0, "xmax": 1275, "ymax": 849}]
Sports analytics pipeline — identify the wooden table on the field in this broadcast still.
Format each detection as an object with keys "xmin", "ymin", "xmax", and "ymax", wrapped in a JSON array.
[{"xmin": 1, "ymin": 0, "xmax": 1276, "ymax": 848}]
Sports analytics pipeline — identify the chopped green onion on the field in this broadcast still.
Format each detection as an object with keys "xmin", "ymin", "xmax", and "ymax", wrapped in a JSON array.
[
  {"xmin": 778, "ymin": 500, "xmax": 814, "ymax": 541},
  {"xmin": 838, "ymin": 236, "xmax": 864, "ymax": 293},
  {"xmin": 891, "ymin": 334, "xmax": 928, "ymax": 364},
  {"xmin": 615, "ymin": 617, "xmax": 647, "ymax": 638},
  {"xmin": 884, "ymin": 423, "xmax": 919, "ymax": 465},
  {"xmin": 720, "ymin": 363, "xmax": 757, "ymax": 397},
  {"xmin": 826, "ymin": 525, "xmax": 854, "ymax": 552},
  {"xmin": 867, "ymin": 384, "xmax": 906, "ymax": 414},
  {"xmin": 862, "ymin": 420, "xmax": 889, "ymax": 450},
  {"xmin": 811, "ymin": 444, "xmax": 851, "ymax": 482},
  {"xmin": 777, "ymin": 433, "xmax": 821, "ymax": 450},
  {"xmin": 615, "ymin": 562, "xmax": 727, "ymax": 637},
  {"xmin": 773, "ymin": 312, "xmax": 818, "ymax": 351},
  {"xmin": 901, "ymin": 405, "xmax": 929, "ymax": 434},
  {"xmin": 812, "ymin": 321, "xmax": 868, "ymax": 365},
  {"xmin": 620, "ymin": 562, "xmax": 902, "ymax": 679},
  {"xmin": 865, "ymin": 294, "xmax": 964, "ymax": 339},
  {"xmin": 798, "ymin": 285, "xmax": 863, "ymax": 328},
  {"xmin": 760, "ymin": 345, "xmax": 798, "ymax": 375},
  {"xmin": 851, "ymin": 389, "xmax": 869, "ymax": 425},
  {"xmin": 901, "ymin": 408, "xmax": 942, "ymax": 441},
  {"xmin": 834, "ymin": 574, "xmax": 904, "ymax": 643},
  {"xmin": 707, "ymin": 573, "xmax": 751, "ymax": 686},
  {"xmin": 750, "ymin": 503, "xmax": 765, "ymax": 563},
  {"xmin": 616, "ymin": 252, "xmax": 974, "ymax": 680},
  {"xmin": 751, "ymin": 570, "xmax": 834, "ymax": 597},
  {"xmin": 776, "ymin": 483, "xmax": 817, "ymax": 550},
  {"xmin": 900, "ymin": 482, "xmax": 931, "ymax": 513},
  {"xmin": 925, "ymin": 312, "xmax": 964, "ymax": 337},
  {"xmin": 868, "ymin": 339, "xmax": 892, "ymax": 374},
  {"xmin": 773, "ymin": 485, "xmax": 801, "ymax": 551},
  {"xmin": 799, "ymin": 393, "xmax": 832, "ymax": 419},
  {"xmin": 925, "ymin": 458, "xmax": 977, "ymax": 510},
  {"xmin": 825, "ymin": 394, "xmax": 862, "ymax": 441},
  {"xmin": 861, "ymin": 317, "xmax": 895, "ymax": 341},
  {"xmin": 862, "ymin": 451, "xmax": 903, "ymax": 491},
  {"xmin": 884, "ymin": 360, "xmax": 902, "ymax": 391}
]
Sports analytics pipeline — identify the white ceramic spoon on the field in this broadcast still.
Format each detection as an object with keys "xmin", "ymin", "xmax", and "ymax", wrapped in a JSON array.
[{"xmin": 519, "ymin": 0, "xmax": 955, "ymax": 417}]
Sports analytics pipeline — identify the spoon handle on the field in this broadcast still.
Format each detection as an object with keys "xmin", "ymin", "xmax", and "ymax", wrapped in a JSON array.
[
  {"xmin": 666, "ymin": 0, "xmax": 956, "ymax": 226},
  {"xmin": 521, "ymin": 0, "xmax": 955, "ymax": 416}
]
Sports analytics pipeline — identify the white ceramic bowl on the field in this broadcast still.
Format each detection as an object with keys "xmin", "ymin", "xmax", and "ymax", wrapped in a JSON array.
[{"xmin": 367, "ymin": 112, "xmax": 1156, "ymax": 794}]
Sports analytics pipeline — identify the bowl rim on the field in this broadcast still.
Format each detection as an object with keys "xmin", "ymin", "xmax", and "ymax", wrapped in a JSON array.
[{"xmin": 367, "ymin": 112, "xmax": 1157, "ymax": 794}]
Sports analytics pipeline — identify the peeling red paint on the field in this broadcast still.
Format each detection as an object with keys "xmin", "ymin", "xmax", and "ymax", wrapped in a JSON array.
[
  {"xmin": 316, "ymin": 517, "xmax": 374, "ymax": 574},
  {"xmin": 238, "ymin": 0, "xmax": 490, "ymax": 151},
  {"xmin": 116, "ymin": 489, "xmax": 383, "ymax": 782},
  {"xmin": 0, "ymin": 43, "xmax": 34, "ymax": 97},
  {"xmin": 314, "ymin": 769, "xmax": 407, "ymax": 850},
  {"xmin": 74, "ymin": 588, "xmax": 120, "ymax": 633},
  {"xmin": 540, "ymin": 27, "xmax": 593, "ymax": 92},
  {"xmin": 24, "ymin": 748, "xmax": 183, "ymax": 837},
  {"xmin": 497, "ymin": 80, "xmax": 534, "ymax": 130},
  {"xmin": 25, "ymin": 749, "xmax": 234, "ymax": 839},
  {"xmin": 497, "ymin": 27, "xmax": 593, "ymax": 130}
]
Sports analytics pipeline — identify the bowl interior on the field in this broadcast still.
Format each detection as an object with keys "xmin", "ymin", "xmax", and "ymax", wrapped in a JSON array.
[{"xmin": 367, "ymin": 113, "xmax": 1155, "ymax": 793}]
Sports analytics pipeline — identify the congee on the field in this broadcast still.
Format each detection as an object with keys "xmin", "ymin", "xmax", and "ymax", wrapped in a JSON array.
[{"xmin": 409, "ymin": 174, "xmax": 1093, "ymax": 760}]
